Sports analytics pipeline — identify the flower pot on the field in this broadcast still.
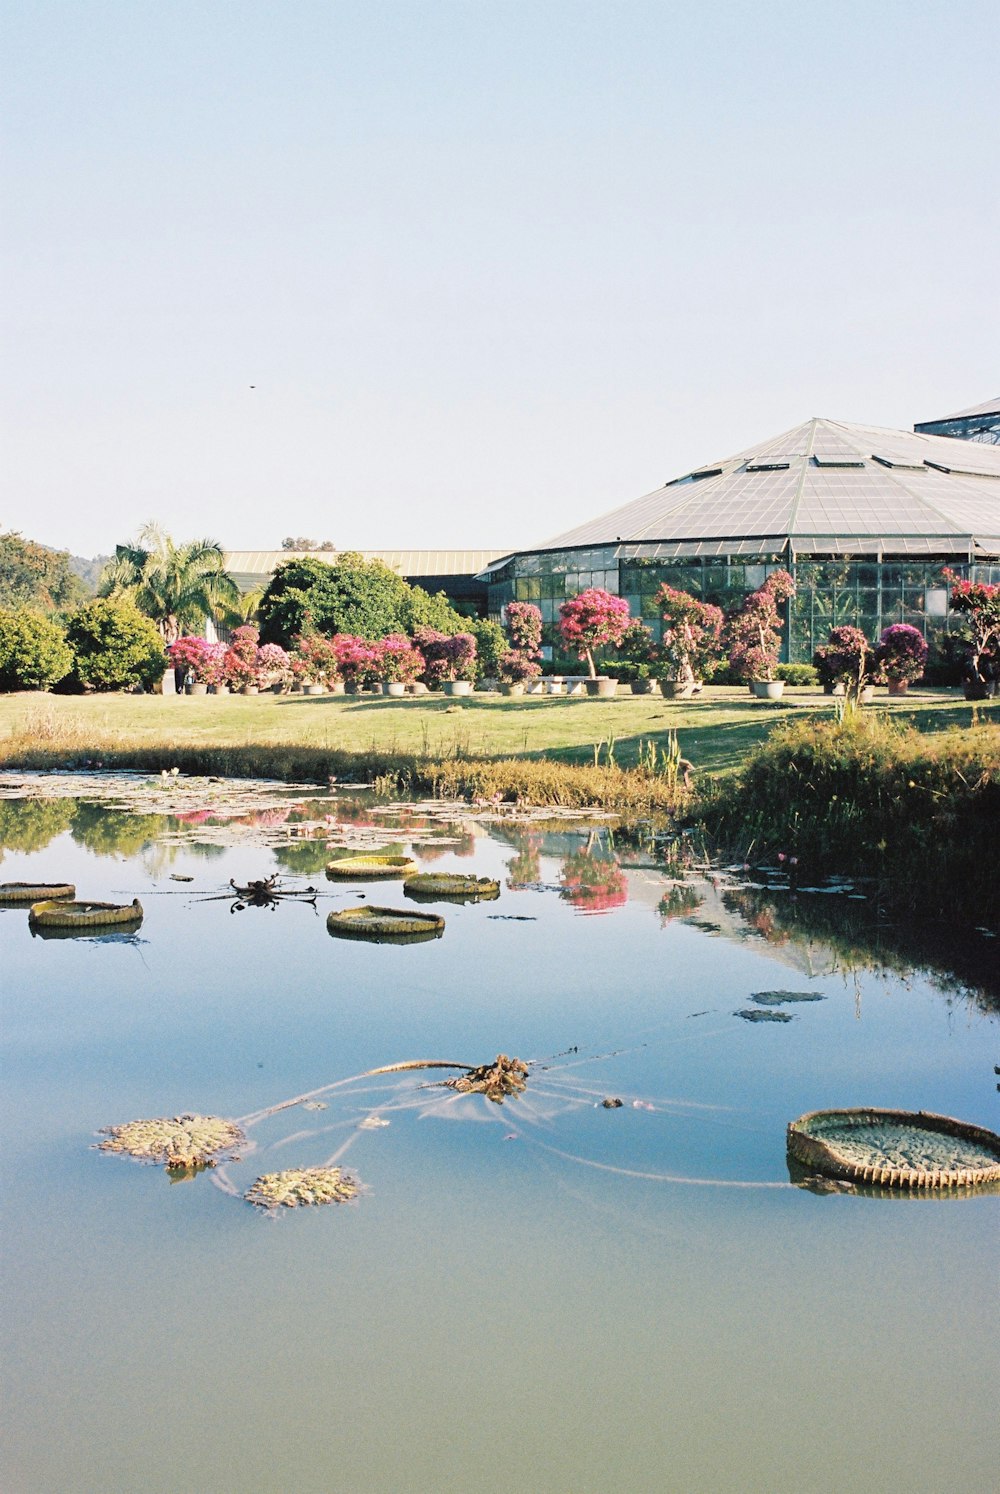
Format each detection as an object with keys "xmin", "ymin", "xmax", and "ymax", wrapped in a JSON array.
[
  {"xmin": 499, "ymin": 682, "xmax": 526, "ymax": 696},
  {"xmin": 406, "ymin": 681, "xmax": 428, "ymax": 695},
  {"xmin": 584, "ymin": 677, "xmax": 618, "ymax": 698},
  {"xmin": 630, "ymin": 679, "xmax": 657, "ymax": 695},
  {"xmin": 658, "ymin": 679, "xmax": 695, "ymax": 699},
  {"xmin": 860, "ymin": 685, "xmax": 875, "ymax": 704},
  {"xmin": 270, "ymin": 682, "xmax": 286, "ymax": 694},
  {"xmin": 443, "ymin": 680, "xmax": 473, "ymax": 696},
  {"xmin": 887, "ymin": 679, "xmax": 909, "ymax": 697},
  {"xmin": 305, "ymin": 683, "xmax": 325, "ymax": 695},
  {"xmin": 241, "ymin": 685, "xmax": 259, "ymax": 696},
  {"xmin": 209, "ymin": 684, "xmax": 229, "ymax": 695},
  {"xmin": 187, "ymin": 681, "xmax": 208, "ymax": 696},
  {"xmin": 751, "ymin": 680, "xmax": 785, "ymax": 700},
  {"xmin": 329, "ymin": 681, "xmax": 346, "ymax": 695},
  {"xmin": 384, "ymin": 681, "xmax": 406, "ymax": 697}
]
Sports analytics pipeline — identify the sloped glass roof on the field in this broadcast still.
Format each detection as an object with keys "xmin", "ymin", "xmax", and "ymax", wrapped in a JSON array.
[{"xmin": 530, "ymin": 418, "xmax": 1000, "ymax": 556}]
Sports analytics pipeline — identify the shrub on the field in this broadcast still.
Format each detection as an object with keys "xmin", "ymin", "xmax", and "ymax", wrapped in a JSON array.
[
  {"xmin": 292, "ymin": 634, "xmax": 341, "ymax": 687},
  {"xmin": 375, "ymin": 633, "xmax": 424, "ymax": 684},
  {"xmin": 656, "ymin": 584, "xmax": 724, "ymax": 683},
  {"xmin": 257, "ymin": 642, "xmax": 291, "ymax": 687},
  {"xmin": 505, "ymin": 602, "xmax": 543, "ymax": 656},
  {"xmin": 942, "ymin": 570, "xmax": 1000, "ymax": 694},
  {"xmin": 558, "ymin": 588, "xmax": 631, "ymax": 677},
  {"xmin": 814, "ymin": 625, "xmax": 880, "ymax": 703},
  {"xmin": 727, "ymin": 570, "xmax": 795, "ymax": 683},
  {"xmin": 775, "ymin": 662, "xmax": 818, "ymax": 686},
  {"xmin": 168, "ymin": 635, "xmax": 215, "ymax": 683},
  {"xmin": 223, "ymin": 625, "xmax": 263, "ymax": 689},
  {"xmin": 414, "ymin": 627, "xmax": 477, "ymax": 685},
  {"xmin": 468, "ymin": 618, "xmax": 507, "ymax": 681},
  {"xmin": 875, "ymin": 623, "xmax": 928, "ymax": 685},
  {"xmin": 0, "ymin": 607, "xmax": 73, "ymax": 690},
  {"xmin": 331, "ymin": 633, "xmax": 381, "ymax": 688},
  {"xmin": 66, "ymin": 598, "xmax": 166, "ymax": 691}
]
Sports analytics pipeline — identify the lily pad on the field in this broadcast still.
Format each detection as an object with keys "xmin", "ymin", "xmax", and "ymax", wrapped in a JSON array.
[
  {"xmin": 97, "ymin": 1113, "xmax": 245, "ymax": 1170},
  {"xmin": 735, "ymin": 1009, "xmax": 795, "ymax": 1023},
  {"xmin": 750, "ymin": 990, "xmax": 825, "ymax": 1006},
  {"xmin": 244, "ymin": 1166, "xmax": 360, "ymax": 1210}
]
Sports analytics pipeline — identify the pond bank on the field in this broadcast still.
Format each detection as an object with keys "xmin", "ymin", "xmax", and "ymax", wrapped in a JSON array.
[{"xmin": 701, "ymin": 716, "xmax": 1000, "ymax": 922}]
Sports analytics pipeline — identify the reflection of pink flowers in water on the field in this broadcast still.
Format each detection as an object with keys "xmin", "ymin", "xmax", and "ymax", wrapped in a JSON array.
[
  {"xmin": 559, "ymin": 849, "xmax": 627, "ymax": 913},
  {"xmin": 174, "ymin": 809, "xmax": 213, "ymax": 824},
  {"xmin": 657, "ymin": 884, "xmax": 703, "ymax": 924},
  {"xmin": 505, "ymin": 831, "xmax": 543, "ymax": 888}
]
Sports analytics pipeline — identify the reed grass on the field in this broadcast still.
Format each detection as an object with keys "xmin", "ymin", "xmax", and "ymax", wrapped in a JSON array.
[{"xmin": 703, "ymin": 712, "xmax": 1000, "ymax": 920}]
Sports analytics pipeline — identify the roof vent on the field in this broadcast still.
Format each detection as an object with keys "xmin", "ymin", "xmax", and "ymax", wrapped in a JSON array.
[
  {"xmin": 812, "ymin": 454, "xmax": 865, "ymax": 469},
  {"xmin": 924, "ymin": 459, "xmax": 999, "ymax": 479},
  {"xmin": 871, "ymin": 454, "xmax": 924, "ymax": 470},
  {"xmin": 745, "ymin": 459, "xmax": 792, "ymax": 472}
]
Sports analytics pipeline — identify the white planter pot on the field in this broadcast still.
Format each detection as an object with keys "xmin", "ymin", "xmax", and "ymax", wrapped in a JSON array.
[
  {"xmin": 585, "ymin": 677, "xmax": 618, "ymax": 698},
  {"xmin": 751, "ymin": 680, "xmax": 785, "ymax": 700},
  {"xmin": 384, "ymin": 681, "xmax": 406, "ymax": 697},
  {"xmin": 443, "ymin": 680, "xmax": 473, "ymax": 696}
]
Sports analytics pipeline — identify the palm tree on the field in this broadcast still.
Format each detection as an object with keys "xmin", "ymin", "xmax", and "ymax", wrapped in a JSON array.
[{"xmin": 99, "ymin": 523, "xmax": 241, "ymax": 644}]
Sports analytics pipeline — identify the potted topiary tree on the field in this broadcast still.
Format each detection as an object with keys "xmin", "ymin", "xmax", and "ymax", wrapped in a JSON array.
[
  {"xmin": 727, "ymin": 570, "xmax": 796, "ymax": 698},
  {"xmin": 168, "ymin": 635, "xmax": 214, "ymax": 694},
  {"xmin": 440, "ymin": 633, "xmax": 477, "ymax": 695},
  {"xmin": 376, "ymin": 633, "xmax": 425, "ymax": 695},
  {"xmin": 557, "ymin": 588, "xmax": 631, "ymax": 696},
  {"xmin": 942, "ymin": 569, "xmax": 1000, "ymax": 699},
  {"xmin": 498, "ymin": 602, "xmax": 543, "ymax": 695},
  {"xmin": 816, "ymin": 625, "xmax": 880, "ymax": 709},
  {"xmin": 875, "ymin": 623, "xmax": 928, "ymax": 696},
  {"xmin": 257, "ymin": 642, "xmax": 291, "ymax": 693},
  {"xmin": 223, "ymin": 625, "xmax": 264, "ymax": 694},
  {"xmin": 655, "ymin": 585, "xmax": 724, "ymax": 698},
  {"xmin": 331, "ymin": 634, "xmax": 379, "ymax": 692}
]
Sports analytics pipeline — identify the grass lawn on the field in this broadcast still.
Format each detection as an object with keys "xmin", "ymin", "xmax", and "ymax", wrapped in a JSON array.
[{"xmin": 0, "ymin": 686, "xmax": 990, "ymax": 782}]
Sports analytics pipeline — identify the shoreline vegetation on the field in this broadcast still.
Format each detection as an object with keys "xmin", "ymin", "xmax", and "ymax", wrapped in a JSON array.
[{"xmin": 1, "ymin": 688, "xmax": 997, "ymax": 920}]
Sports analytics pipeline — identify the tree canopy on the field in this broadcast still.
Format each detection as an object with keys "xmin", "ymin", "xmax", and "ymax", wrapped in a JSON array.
[
  {"xmin": 0, "ymin": 530, "xmax": 90, "ymax": 613},
  {"xmin": 258, "ymin": 552, "xmax": 467, "ymax": 646},
  {"xmin": 99, "ymin": 523, "xmax": 240, "ymax": 644}
]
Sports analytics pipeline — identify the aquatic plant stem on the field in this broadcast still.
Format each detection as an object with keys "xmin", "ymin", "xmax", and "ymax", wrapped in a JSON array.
[
  {"xmin": 238, "ymin": 1060, "xmax": 474, "ymax": 1128},
  {"xmin": 522, "ymin": 1135, "xmax": 791, "ymax": 1189}
]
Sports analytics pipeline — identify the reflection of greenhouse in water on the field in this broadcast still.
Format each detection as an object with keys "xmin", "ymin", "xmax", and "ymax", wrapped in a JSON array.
[{"xmin": 482, "ymin": 413, "xmax": 1000, "ymax": 662}]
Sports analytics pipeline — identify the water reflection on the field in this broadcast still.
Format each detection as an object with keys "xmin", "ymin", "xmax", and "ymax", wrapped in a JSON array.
[{"xmin": 559, "ymin": 840, "xmax": 628, "ymax": 914}]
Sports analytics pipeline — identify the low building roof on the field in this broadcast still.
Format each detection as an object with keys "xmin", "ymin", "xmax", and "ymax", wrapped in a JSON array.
[{"xmin": 223, "ymin": 549, "xmax": 512, "ymax": 593}]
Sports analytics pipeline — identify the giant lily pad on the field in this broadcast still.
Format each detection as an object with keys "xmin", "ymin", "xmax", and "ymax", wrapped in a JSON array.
[
  {"xmin": 244, "ymin": 1166, "xmax": 359, "ymax": 1210},
  {"xmin": 97, "ymin": 1114, "xmax": 245, "ymax": 1170}
]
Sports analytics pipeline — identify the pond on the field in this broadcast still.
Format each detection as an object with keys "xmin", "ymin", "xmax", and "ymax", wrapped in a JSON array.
[{"xmin": 2, "ymin": 773, "xmax": 998, "ymax": 1494}]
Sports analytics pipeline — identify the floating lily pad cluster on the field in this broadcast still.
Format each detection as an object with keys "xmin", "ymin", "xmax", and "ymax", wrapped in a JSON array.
[
  {"xmin": 97, "ymin": 1113, "xmax": 245, "ymax": 1170},
  {"xmin": 244, "ymin": 1167, "xmax": 359, "ymax": 1211}
]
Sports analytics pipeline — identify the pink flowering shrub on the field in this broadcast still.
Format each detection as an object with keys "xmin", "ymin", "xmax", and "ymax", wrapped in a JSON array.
[
  {"xmin": 875, "ymin": 623, "xmax": 928, "ymax": 685},
  {"xmin": 331, "ymin": 633, "xmax": 381, "ymax": 688},
  {"xmin": 655, "ymin": 585, "xmax": 724, "ymax": 683},
  {"xmin": 223, "ymin": 625, "xmax": 263, "ymax": 688},
  {"xmin": 376, "ymin": 633, "xmax": 425, "ymax": 684},
  {"xmin": 557, "ymin": 588, "xmax": 631, "ymax": 677},
  {"xmin": 167, "ymin": 634, "xmax": 225, "ymax": 684},
  {"xmin": 727, "ymin": 570, "xmax": 796, "ymax": 683},
  {"xmin": 291, "ymin": 634, "xmax": 340, "ymax": 686},
  {"xmin": 943, "ymin": 569, "xmax": 1000, "ymax": 693},
  {"xmin": 256, "ymin": 642, "xmax": 290, "ymax": 686},
  {"xmin": 814, "ymin": 625, "xmax": 880, "ymax": 703},
  {"xmin": 413, "ymin": 627, "xmax": 477, "ymax": 685},
  {"xmin": 499, "ymin": 601, "xmax": 543, "ymax": 685}
]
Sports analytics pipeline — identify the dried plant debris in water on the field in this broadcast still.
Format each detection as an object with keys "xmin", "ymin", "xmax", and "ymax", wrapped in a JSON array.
[
  {"xmin": 750, "ymin": 989, "xmax": 825, "ymax": 1006},
  {"xmin": 735, "ymin": 1008, "xmax": 795, "ymax": 1023},
  {"xmin": 602, "ymin": 1097, "xmax": 624, "ymax": 1109},
  {"xmin": 98, "ymin": 1114, "xmax": 245, "ymax": 1170},
  {"xmin": 442, "ymin": 1053, "xmax": 529, "ymax": 1104},
  {"xmin": 244, "ymin": 1167, "xmax": 359, "ymax": 1210}
]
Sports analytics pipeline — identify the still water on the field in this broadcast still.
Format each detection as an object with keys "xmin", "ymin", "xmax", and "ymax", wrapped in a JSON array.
[{"xmin": 2, "ymin": 777, "xmax": 997, "ymax": 1494}]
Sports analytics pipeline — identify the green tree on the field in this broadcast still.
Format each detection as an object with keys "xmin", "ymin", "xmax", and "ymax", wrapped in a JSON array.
[
  {"xmin": 66, "ymin": 598, "xmax": 166, "ymax": 691},
  {"xmin": 402, "ymin": 586, "xmax": 468, "ymax": 635},
  {"xmin": 0, "ymin": 531, "xmax": 89, "ymax": 613},
  {"xmin": 99, "ymin": 523, "xmax": 240, "ymax": 644},
  {"xmin": 258, "ymin": 553, "xmax": 411, "ymax": 645},
  {"xmin": 0, "ymin": 608, "xmax": 73, "ymax": 690}
]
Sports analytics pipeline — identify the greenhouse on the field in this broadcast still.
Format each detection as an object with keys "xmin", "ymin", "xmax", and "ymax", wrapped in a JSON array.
[{"xmin": 482, "ymin": 416, "xmax": 1000, "ymax": 663}]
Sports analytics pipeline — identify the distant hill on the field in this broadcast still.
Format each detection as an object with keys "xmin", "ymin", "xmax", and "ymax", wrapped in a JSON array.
[{"xmin": 69, "ymin": 554, "xmax": 111, "ymax": 591}]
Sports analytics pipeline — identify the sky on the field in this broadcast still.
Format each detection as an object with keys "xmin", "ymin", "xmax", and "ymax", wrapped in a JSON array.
[{"xmin": 2, "ymin": 0, "xmax": 998, "ymax": 561}]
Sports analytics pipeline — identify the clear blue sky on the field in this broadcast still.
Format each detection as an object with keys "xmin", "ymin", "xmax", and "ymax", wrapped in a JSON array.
[{"xmin": 2, "ymin": 0, "xmax": 997, "ymax": 559}]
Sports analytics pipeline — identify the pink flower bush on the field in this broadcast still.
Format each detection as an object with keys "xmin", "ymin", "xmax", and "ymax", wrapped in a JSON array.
[
  {"xmin": 943, "ymin": 570, "xmax": 1000, "ymax": 693},
  {"xmin": 727, "ymin": 570, "xmax": 795, "ymax": 683},
  {"xmin": 557, "ymin": 588, "xmax": 631, "ymax": 677},
  {"xmin": 376, "ymin": 633, "xmax": 424, "ymax": 684},
  {"xmin": 413, "ymin": 627, "xmax": 477, "ymax": 685},
  {"xmin": 167, "ymin": 635, "xmax": 226, "ymax": 684},
  {"xmin": 256, "ymin": 642, "xmax": 290, "ymax": 687},
  {"xmin": 291, "ymin": 634, "xmax": 340, "ymax": 686},
  {"xmin": 875, "ymin": 623, "xmax": 928, "ymax": 685},
  {"xmin": 655, "ymin": 585, "xmax": 724, "ymax": 683},
  {"xmin": 223, "ymin": 625, "xmax": 263, "ymax": 689},
  {"xmin": 331, "ymin": 633, "xmax": 381, "ymax": 688},
  {"xmin": 500, "ymin": 601, "xmax": 543, "ymax": 685}
]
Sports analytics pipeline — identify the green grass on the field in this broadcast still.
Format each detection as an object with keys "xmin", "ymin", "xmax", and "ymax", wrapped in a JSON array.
[{"xmin": 0, "ymin": 685, "xmax": 989, "ymax": 783}]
